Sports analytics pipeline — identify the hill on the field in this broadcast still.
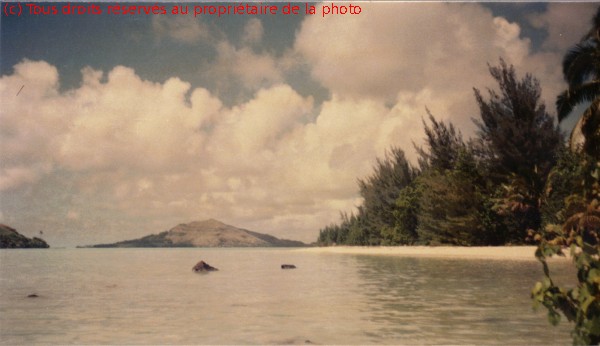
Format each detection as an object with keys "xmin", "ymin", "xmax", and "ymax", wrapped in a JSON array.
[
  {"xmin": 0, "ymin": 224, "xmax": 49, "ymax": 248},
  {"xmin": 89, "ymin": 219, "xmax": 306, "ymax": 248}
]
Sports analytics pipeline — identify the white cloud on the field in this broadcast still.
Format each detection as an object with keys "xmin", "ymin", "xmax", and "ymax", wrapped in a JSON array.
[
  {"xmin": 294, "ymin": 2, "xmax": 581, "ymax": 153},
  {"xmin": 296, "ymin": 3, "xmax": 507, "ymax": 101},
  {"xmin": 0, "ymin": 60, "xmax": 64, "ymax": 189},
  {"xmin": 56, "ymin": 65, "xmax": 218, "ymax": 172},
  {"xmin": 243, "ymin": 18, "xmax": 264, "ymax": 44},
  {"xmin": 207, "ymin": 84, "xmax": 313, "ymax": 160},
  {"xmin": 152, "ymin": 15, "xmax": 212, "ymax": 43},
  {"xmin": 208, "ymin": 41, "xmax": 284, "ymax": 92},
  {"xmin": 0, "ymin": 166, "xmax": 41, "ymax": 191},
  {"xmin": 296, "ymin": 4, "xmax": 519, "ymax": 156}
]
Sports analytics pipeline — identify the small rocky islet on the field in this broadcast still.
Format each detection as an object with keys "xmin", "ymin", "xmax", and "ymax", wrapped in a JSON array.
[{"xmin": 0, "ymin": 224, "xmax": 49, "ymax": 249}]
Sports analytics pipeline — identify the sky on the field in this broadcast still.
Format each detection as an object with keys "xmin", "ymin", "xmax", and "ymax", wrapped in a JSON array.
[{"xmin": 0, "ymin": 1, "xmax": 598, "ymax": 247}]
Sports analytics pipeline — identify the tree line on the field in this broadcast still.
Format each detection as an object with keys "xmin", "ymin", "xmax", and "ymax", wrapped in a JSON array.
[{"xmin": 317, "ymin": 58, "xmax": 568, "ymax": 247}]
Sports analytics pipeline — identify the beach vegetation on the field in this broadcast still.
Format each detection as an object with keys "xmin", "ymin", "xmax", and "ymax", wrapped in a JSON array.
[
  {"xmin": 318, "ymin": 59, "xmax": 561, "ymax": 247},
  {"xmin": 531, "ymin": 7, "xmax": 600, "ymax": 345}
]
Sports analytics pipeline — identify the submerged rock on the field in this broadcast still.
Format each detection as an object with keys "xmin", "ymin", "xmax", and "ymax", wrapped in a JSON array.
[
  {"xmin": 281, "ymin": 264, "xmax": 296, "ymax": 269},
  {"xmin": 193, "ymin": 260, "xmax": 218, "ymax": 272}
]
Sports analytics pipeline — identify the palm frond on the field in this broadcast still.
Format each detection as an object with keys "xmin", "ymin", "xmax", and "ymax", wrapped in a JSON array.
[
  {"xmin": 562, "ymin": 43, "xmax": 600, "ymax": 86},
  {"xmin": 586, "ymin": 6, "xmax": 600, "ymax": 41},
  {"xmin": 557, "ymin": 90, "xmax": 575, "ymax": 122},
  {"xmin": 581, "ymin": 99, "xmax": 600, "ymax": 158},
  {"xmin": 557, "ymin": 80, "xmax": 600, "ymax": 122}
]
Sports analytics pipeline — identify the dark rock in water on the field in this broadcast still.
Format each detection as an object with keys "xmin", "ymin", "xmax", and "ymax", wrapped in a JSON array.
[
  {"xmin": 281, "ymin": 264, "xmax": 296, "ymax": 269},
  {"xmin": 193, "ymin": 260, "xmax": 218, "ymax": 272},
  {"xmin": 27, "ymin": 294, "xmax": 39, "ymax": 298}
]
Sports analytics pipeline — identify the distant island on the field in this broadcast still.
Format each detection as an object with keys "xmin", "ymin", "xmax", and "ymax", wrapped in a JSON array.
[
  {"xmin": 0, "ymin": 224, "xmax": 49, "ymax": 248},
  {"xmin": 85, "ymin": 219, "xmax": 307, "ymax": 248}
]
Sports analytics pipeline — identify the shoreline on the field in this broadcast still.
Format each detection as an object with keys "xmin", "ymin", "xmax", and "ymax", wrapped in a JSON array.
[{"xmin": 296, "ymin": 245, "xmax": 571, "ymax": 261}]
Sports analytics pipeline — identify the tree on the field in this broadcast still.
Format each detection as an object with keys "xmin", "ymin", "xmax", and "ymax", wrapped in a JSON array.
[
  {"xmin": 556, "ymin": 6, "xmax": 600, "ymax": 159},
  {"xmin": 474, "ymin": 59, "xmax": 562, "ymax": 240},
  {"xmin": 417, "ymin": 148, "xmax": 487, "ymax": 245},
  {"xmin": 387, "ymin": 184, "xmax": 421, "ymax": 245},
  {"xmin": 541, "ymin": 148, "xmax": 586, "ymax": 226},
  {"xmin": 345, "ymin": 207, "xmax": 371, "ymax": 245},
  {"xmin": 411, "ymin": 114, "xmax": 486, "ymax": 245},
  {"xmin": 415, "ymin": 111, "xmax": 466, "ymax": 172},
  {"xmin": 357, "ymin": 147, "xmax": 417, "ymax": 243},
  {"xmin": 318, "ymin": 211, "xmax": 356, "ymax": 245}
]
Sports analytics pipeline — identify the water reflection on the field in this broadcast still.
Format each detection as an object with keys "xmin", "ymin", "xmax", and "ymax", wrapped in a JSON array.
[
  {"xmin": 0, "ymin": 249, "xmax": 578, "ymax": 345},
  {"xmin": 352, "ymin": 255, "xmax": 575, "ymax": 344}
]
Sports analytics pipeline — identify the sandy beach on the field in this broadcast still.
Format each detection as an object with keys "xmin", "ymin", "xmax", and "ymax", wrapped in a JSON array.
[{"xmin": 297, "ymin": 246, "xmax": 571, "ymax": 261}]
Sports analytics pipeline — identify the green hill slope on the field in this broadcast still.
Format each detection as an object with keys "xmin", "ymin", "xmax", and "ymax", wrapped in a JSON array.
[{"xmin": 89, "ymin": 219, "xmax": 306, "ymax": 248}]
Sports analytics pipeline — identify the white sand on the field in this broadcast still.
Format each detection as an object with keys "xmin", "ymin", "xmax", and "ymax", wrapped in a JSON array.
[{"xmin": 296, "ymin": 246, "xmax": 571, "ymax": 261}]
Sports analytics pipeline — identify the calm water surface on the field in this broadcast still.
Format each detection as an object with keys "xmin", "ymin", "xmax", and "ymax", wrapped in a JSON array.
[{"xmin": 0, "ymin": 248, "xmax": 575, "ymax": 344}]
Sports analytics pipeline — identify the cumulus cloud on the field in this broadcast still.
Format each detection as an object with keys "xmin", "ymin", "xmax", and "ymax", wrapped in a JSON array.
[
  {"xmin": 57, "ymin": 66, "xmax": 219, "ymax": 172},
  {"xmin": 296, "ymin": 3, "xmax": 511, "ymax": 101},
  {"xmin": 0, "ymin": 166, "xmax": 41, "ymax": 191},
  {"xmin": 210, "ymin": 41, "xmax": 284, "ymax": 91},
  {"xmin": 200, "ymin": 40, "xmax": 290, "ymax": 105},
  {"xmin": 0, "ymin": 60, "xmax": 64, "ymax": 190},
  {"xmin": 243, "ymin": 18, "xmax": 264, "ymax": 44},
  {"xmin": 152, "ymin": 15, "xmax": 212, "ymax": 43},
  {"xmin": 294, "ymin": 2, "xmax": 589, "ymax": 154}
]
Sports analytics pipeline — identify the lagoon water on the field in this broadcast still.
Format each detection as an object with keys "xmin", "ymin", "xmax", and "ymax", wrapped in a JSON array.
[{"xmin": 0, "ymin": 248, "xmax": 574, "ymax": 345}]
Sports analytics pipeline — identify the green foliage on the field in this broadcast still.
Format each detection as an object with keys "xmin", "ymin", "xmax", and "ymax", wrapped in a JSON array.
[
  {"xmin": 474, "ymin": 59, "xmax": 562, "ymax": 186},
  {"xmin": 478, "ymin": 189, "xmax": 509, "ymax": 245},
  {"xmin": 475, "ymin": 59, "xmax": 562, "ymax": 184},
  {"xmin": 385, "ymin": 184, "xmax": 421, "ymax": 245},
  {"xmin": 542, "ymin": 148, "xmax": 586, "ymax": 226},
  {"xmin": 317, "ymin": 147, "xmax": 419, "ymax": 246},
  {"xmin": 358, "ymin": 147, "xmax": 417, "ymax": 236},
  {"xmin": 491, "ymin": 173, "xmax": 546, "ymax": 244},
  {"xmin": 318, "ymin": 60, "xmax": 563, "ymax": 247},
  {"xmin": 474, "ymin": 60, "xmax": 562, "ymax": 242},
  {"xmin": 318, "ymin": 212, "xmax": 361, "ymax": 246},
  {"xmin": 532, "ymin": 190, "xmax": 600, "ymax": 345},
  {"xmin": 417, "ymin": 148, "xmax": 487, "ymax": 245},
  {"xmin": 346, "ymin": 214, "xmax": 371, "ymax": 245},
  {"xmin": 415, "ymin": 111, "xmax": 466, "ymax": 172},
  {"xmin": 317, "ymin": 225, "xmax": 337, "ymax": 246}
]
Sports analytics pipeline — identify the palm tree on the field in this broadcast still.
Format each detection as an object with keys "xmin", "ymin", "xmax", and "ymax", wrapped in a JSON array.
[{"xmin": 556, "ymin": 6, "xmax": 600, "ymax": 158}]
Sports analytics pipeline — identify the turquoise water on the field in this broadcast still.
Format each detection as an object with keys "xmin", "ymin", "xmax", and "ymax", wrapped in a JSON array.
[{"xmin": 0, "ymin": 248, "xmax": 574, "ymax": 344}]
